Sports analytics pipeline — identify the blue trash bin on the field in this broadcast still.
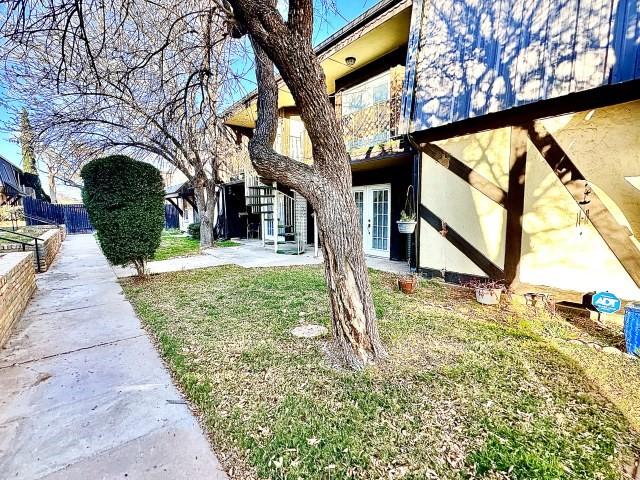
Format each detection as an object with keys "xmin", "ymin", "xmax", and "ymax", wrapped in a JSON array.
[{"xmin": 624, "ymin": 304, "xmax": 640, "ymax": 356}]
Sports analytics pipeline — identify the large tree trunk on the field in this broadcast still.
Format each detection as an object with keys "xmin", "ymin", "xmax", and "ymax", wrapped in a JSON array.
[
  {"xmin": 314, "ymin": 187, "xmax": 386, "ymax": 368},
  {"xmin": 48, "ymin": 168, "xmax": 58, "ymax": 203},
  {"xmin": 229, "ymin": 0, "xmax": 387, "ymax": 368},
  {"xmin": 193, "ymin": 180, "xmax": 214, "ymax": 249}
]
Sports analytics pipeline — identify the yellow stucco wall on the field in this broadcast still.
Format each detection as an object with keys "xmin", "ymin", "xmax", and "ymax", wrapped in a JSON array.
[
  {"xmin": 419, "ymin": 101, "xmax": 640, "ymax": 300},
  {"xmin": 541, "ymin": 100, "xmax": 640, "ymax": 238},
  {"xmin": 419, "ymin": 127, "xmax": 511, "ymax": 275},
  {"xmin": 520, "ymin": 101, "xmax": 640, "ymax": 300}
]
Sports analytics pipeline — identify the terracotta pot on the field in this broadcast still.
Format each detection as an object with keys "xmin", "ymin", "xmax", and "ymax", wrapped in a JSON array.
[{"xmin": 398, "ymin": 275, "xmax": 418, "ymax": 294}]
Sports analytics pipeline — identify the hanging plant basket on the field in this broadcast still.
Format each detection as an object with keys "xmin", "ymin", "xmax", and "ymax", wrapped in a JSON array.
[
  {"xmin": 398, "ymin": 185, "xmax": 417, "ymax": 234},
  {"xmin": 397, "ymin": 220, "xmax": 417, "ymax": 234}
]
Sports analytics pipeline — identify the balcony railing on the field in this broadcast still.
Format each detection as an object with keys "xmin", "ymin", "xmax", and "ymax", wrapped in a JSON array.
[{"xmin": 340, "ymin": 96, "xmax": 401, "ymax": 153}]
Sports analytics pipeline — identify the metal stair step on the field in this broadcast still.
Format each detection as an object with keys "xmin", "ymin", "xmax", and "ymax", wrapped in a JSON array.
[{"xmin": 265, "ymin": 238, "xmax": 298, "ymax": 243}]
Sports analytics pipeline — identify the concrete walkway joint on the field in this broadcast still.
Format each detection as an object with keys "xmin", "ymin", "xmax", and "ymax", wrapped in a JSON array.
[{"xmin": 0, "ymin": 234, "xmax": 227, "ymax": 480}]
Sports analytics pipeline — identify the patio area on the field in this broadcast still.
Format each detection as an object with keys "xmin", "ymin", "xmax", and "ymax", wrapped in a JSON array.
[{"xmin": 112, "ymin": 239, "xmax": 410, "ymax": 278}]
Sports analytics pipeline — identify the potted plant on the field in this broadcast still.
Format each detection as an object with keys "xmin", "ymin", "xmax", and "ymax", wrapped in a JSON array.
[
  {"xmin": 397, "ymin": 209, "xmax": 417, "ymax": 234},
  {"xmin": 466, "ymin": 279, "xmax": 506, "ymax": 305},
  {"xmin": 398, "ymin": 273, "xmax": 418, "ymax": 294},
  {"xmin": 397, "ymin": 185, "xmax": 417, "ymax": 234}
]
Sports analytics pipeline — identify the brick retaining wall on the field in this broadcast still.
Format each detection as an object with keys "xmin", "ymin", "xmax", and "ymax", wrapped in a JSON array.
[
  {"xmin": 0, "ymin": 225, "xmax": 65, "ymax": 272},
  {"xmin": 36, "ymin": 228, "xmax": 64, "ymax": 271},
  {"xmin": 0, "ymin": 252, "xmax": 36, "ymax": 348}
]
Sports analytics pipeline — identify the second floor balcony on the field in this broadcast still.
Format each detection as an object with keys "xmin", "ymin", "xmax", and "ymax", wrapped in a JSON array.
[
  {"xmin": 340, "ymin": 98, "xmax": 401, "ymax": 153},
  {"xmin": 337, "ymin": 68, "xmax": 404, "ymax": 158}
]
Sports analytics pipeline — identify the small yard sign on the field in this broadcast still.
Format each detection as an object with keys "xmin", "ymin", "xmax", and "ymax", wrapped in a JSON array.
[{"xmin": 591, "ymin": 291, "xmax": 622, "ymax": 314}]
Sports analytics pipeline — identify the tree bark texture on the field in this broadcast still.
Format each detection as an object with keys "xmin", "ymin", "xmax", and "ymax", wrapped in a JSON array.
[
  {"xmin": 47, "ymin": 168, "xmax": 58, "ymax": 203},
  {"xmin": 228, "ymin": 0, "xmax": 386, "ymax": 368},
  {"xmin": 132, "ymin": 258, "xmax": 147, "ymax": 277},
  {"xmin": 193, "ymin": 177, "xmax": 215, "ymax": 249}
]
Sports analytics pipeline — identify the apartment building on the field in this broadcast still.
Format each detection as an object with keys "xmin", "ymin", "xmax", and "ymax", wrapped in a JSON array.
[{"xmin": 224, "ymin": 0, "xmax": 640, "ymax": 302}]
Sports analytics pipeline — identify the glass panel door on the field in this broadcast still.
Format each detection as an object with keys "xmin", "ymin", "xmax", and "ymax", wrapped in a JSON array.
[
  {"xmin": 352, "ymin": 184, "xmax": 391, "ymax": 258},
  {"xmin": 354, "ymin": 189, "xmax": 364, "ymax": 234},
  {"xmin": 371, "ymin": 188, "xmax": 389, "ymax": 252}
]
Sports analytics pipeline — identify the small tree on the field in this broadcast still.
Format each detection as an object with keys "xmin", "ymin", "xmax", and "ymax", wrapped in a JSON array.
[
  {"xmin": 81, "ymin": 155, "xmax": 165, "ymax": 276},
  {"xmin": 20, "ymin": 108, "xmax": 37, "ymax": 174}
]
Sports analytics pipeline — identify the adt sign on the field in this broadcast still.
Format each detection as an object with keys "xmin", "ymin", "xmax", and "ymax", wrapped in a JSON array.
[{"xmin": 591, "ymin": 291, "xmax": 622, "ymax": 314}]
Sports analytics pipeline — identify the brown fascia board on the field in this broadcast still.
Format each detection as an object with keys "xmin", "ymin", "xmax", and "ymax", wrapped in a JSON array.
[{"xmin": 222, "ymin": 0, "xmax": 410, "ymax": 120}]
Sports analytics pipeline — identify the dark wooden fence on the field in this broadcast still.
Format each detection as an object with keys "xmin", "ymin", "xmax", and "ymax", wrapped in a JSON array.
[
  {"xmin": 25, "ymin": 197, "xmax": 180, "ymax": 233},
  {"xmin": 24, "ymin": 197, "xmax": 94, "ymax": 234},
  {"xmin": 165, "ymin": 203, "xmax": 180, "ymax": 229}
]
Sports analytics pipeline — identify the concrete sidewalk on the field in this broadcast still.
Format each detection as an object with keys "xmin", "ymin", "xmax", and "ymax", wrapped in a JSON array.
[
  {"xmin": 112, "ymin": 240, "xmax": 408, "ymax": 278},
  {"xmin": 0, "ymin": 235, "xmax": 227, "ymax": 479}
]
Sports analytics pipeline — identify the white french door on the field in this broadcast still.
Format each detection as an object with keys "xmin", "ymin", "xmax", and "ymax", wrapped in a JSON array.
[{"xmin": 353, "ymin": 184, "xmax": 391, "ymax": 258}]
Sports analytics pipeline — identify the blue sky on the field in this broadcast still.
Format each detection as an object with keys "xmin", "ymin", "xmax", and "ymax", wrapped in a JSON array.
[{"xmin": 0, "ymin": 1, "xmax": 379, "ymax": 169}]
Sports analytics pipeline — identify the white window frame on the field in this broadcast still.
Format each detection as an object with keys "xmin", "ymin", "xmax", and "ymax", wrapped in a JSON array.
[
  {"xmin": 289, "ymin": 117, "xmax": 304, "ymax": 162},
  {"xmin": 341, "ymin": 71, "xmax": 391, "ymax": 117}
]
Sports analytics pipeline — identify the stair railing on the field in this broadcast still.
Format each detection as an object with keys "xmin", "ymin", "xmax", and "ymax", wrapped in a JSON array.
[
  {"xmin": 0, "ymin": 227, "xmax": 43, "ymax": 272},
  {"xmin": 277, "ymin": 191, "xmax": 304, "ymax": 255},
  {"xmin": 243, "ymin": 171, "xmax": 305, "ymax": 255}
]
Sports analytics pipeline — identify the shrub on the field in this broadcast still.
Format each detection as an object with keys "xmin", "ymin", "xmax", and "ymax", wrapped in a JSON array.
[
  {"xmin": 0, "ymin": 205, "xmax": 23, "ymax": 223},
  {"xmin": 20, "ymin": 172, "xmax": 51, "ymax": 202},
  {"xmin": 81, "ymin": 155, "xmax": 165, "ymax": 276},
  {"xmin": 187, "ymin": 221, "xmax": 201, "ymax": 240}
]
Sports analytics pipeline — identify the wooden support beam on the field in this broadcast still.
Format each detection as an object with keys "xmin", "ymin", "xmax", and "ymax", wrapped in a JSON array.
[
  {"xmin": 183, "ymin": 194, "xmax": 198, "ymax": 213},
  {"xmin": 419, "ymin": 204, "xmax": 504, "ymax": 279},
  {"xmin": 504, "ymin": 126, "xmax": 528, "ymax": 288},
  {"xmin": 528, "ymin": 122, "xmax": 640, "ymax": 288},
  {"xmin": 421, "ymin": 142, "xmax": 507, "ymax": 208},
  {"xmin": 411, "ymin": 79, "xmax": 640, "ymax": 144},
  {"xmin": 166, "ymin": 198, "xmax": 183, "ymax": 216}
]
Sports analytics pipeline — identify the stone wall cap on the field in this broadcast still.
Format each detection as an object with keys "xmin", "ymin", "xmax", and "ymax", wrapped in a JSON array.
[
  {"xmin": 38, "ymin": 229, "xmax": 60, "ymax": 241},
  {"xmin": 0, "ymin": 252, "xmax": 34, "ymax": 277}
]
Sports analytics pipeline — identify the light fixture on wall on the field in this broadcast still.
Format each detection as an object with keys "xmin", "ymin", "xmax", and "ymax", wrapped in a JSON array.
[{"xmin": 345, "ymin": 56, "xmax": 356, "ymax": 66}]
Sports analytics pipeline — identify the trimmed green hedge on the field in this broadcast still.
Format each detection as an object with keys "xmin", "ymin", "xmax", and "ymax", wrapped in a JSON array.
[
  {"xmin": 81, "ymin": 155, "xmax": 165, "ymax": 273},
  {"xmin": 187, "ymin": 222, "xmax": 201, "ymax": 240}
]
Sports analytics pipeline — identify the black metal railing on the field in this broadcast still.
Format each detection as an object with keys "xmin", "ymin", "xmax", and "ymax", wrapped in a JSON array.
[
  {"xmin": 8, "ymin": 210, "xmax": 60, "ymax": 231},
  {"xmin": 0, "ymin": 227, "xmax": 43, "ymax": 273}
]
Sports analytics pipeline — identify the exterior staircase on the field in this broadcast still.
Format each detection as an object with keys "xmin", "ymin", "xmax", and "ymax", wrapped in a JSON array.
[{"xmin": 245, "ymin": 173, "xmax": 305, "ymax": 255}]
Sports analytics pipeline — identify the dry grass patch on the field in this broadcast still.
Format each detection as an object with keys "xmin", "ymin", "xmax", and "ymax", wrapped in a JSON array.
[{"xmin": 122, "ymin": 266, "xmax": 640, "ymax": 479}]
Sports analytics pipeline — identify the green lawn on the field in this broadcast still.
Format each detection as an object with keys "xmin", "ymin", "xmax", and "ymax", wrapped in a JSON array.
[
  {"xmin": 0, "ymin": 227, "xmax": 45, "ymax": 244},
  {"xmin": 122, "ymin": 266, "xmax": 640, "ymax": 479},
  {"xmin": 153, "ymin": 231, "xmax": 240, "ymax": 261}
]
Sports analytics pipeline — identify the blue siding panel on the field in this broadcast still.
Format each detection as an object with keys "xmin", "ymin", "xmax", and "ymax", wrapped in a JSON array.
[
  {"xmin": 399, "ymin": 0, "xmax": 425, "ymax": 133},
  {"xmin": 164, "ymin": 203, "xmax": 180, "ymax": 229},
  {"xmin": 407, "ymin": 0, "xmax": 640, "ymax": 132}
]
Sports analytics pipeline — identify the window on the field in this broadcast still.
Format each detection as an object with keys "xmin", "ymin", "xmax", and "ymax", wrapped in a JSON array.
[
  {"xmin": 274, "ymin": 120, "xmax": 283, "ymax": 154},
  {"xmin": 341, "ymin": 72, "xmax": 390, "ymax": 116},
  {"xmin": 289, "ymin": 117, "xmax": 304, "ymax": 162}
]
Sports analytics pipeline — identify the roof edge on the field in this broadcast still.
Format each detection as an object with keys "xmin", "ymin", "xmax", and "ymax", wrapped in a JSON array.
[{"xmin": 222, "ymin": 0, "xmax": 408, "ymax": 121}]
